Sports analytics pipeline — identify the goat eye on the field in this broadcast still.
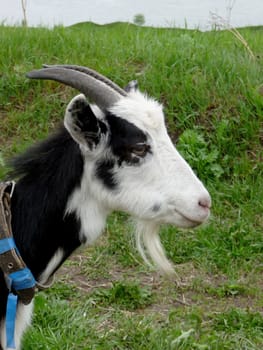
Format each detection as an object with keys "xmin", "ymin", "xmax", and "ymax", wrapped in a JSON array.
[{"xmin": 131, "ymin": 144, "xmax": 149, "ymax": 157}]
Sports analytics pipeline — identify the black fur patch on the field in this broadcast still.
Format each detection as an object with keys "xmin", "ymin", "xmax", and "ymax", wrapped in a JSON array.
[
  {"xmin": 96, "ymin": 159, "xmax": 117, "ymax": 189},
  {"xmin": 8, "ymin": 126, "xmax": 84, "ymax": 276},
  {"xmin": 94, "ymin": 114, "xmax": 149, "ymax": 189},
  {"xmin": 106, "ymin": 113, "xmax": 148, "ymax": 165},
  {"xmin": 1, "ymin": 126, "xmax": 85, "ymax": 321},
  {"xmin": 70, "ymin": 98, "xmax": 107, "ymax": 148}
]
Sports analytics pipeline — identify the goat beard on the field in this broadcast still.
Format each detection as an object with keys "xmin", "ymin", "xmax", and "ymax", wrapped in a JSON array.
[{"xmin": 135, "ymin": 219, "xmax": 174, "ymax": 274}]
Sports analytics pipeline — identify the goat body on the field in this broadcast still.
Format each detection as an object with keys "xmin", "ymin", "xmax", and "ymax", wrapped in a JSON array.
[{"xmin": 0, "ymin": 67, "xmax": 211, "ymax": 349}]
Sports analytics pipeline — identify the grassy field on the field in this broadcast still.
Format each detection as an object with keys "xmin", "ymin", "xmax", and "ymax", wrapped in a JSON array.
[{"xmin": 0, "ymin": 22, "xmax": 262, "ymax": 349}]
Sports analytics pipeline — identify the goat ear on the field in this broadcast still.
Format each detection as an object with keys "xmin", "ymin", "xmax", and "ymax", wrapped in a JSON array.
[
  {"xmin": 64, "ymin": 94, "xmax": 107, "ymax": 150},
  {"xmin": 124, "ymin": 80, "xmax": 138, "ymax": 93}
]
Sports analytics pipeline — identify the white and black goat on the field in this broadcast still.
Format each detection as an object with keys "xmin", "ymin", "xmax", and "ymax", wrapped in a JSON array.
[{"xmin": 0, "ymin": 65, "xmax": 211, "ymax": 349}]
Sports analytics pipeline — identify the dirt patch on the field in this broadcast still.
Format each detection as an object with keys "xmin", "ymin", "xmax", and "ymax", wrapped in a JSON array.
[{"xmin": 56, "ymin": 255, "xmax": 263, "ymax": 317}]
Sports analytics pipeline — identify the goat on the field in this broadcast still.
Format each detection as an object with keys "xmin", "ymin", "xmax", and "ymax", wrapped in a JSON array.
[{"xmin": 0, "ymin": 65, "xmax": 211, "ymax": 349}]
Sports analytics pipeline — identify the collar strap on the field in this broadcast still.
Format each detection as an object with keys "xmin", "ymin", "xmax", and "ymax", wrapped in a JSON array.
[
  {"xmin": 0, "ymin": 181, "xmax": 36, "ymax": 304},
  {"xmin": 0, "ymin": 182, "xmax": 36, "ymax": 349}
]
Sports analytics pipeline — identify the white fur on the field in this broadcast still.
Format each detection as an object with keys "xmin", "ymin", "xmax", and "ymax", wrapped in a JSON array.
[
  {"xmin": 109, "ymin": 91, "xmax": 165, "ymax": 131},
  {"xmin": 64, "ymin": 91, "xmax": 211, "ymax": 273},
  {"xmin": 135, "ymin": 220, "xmax": 174, "ymax": 274},
  {"xmin": 66, "ymin": 161, "xmax": 109, "ymax": 244},
  {"xmin": 38, "ymin": 248, "xmax": 64, "ymax": 285}
]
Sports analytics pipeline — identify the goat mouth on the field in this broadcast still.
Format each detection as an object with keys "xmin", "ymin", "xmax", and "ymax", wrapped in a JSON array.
[{"xmin": 174, "ymin": 208, "xmax": 209, "ymax": 227}]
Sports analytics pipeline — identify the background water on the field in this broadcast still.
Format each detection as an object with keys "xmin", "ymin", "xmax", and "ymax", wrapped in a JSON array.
[{"xmin": 0, "ymin": 0, "xmax": 262, "ymax": 29}]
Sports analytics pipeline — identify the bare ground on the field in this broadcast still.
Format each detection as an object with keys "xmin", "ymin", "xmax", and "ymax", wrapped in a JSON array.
[{"xmin": 56, "ymin": 253, "xmax": 263, "ymax": 317}]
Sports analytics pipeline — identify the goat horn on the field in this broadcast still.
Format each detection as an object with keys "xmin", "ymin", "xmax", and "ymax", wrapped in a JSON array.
[{"xmin": 26, "ymin": 64, "xmax": 127, "ymax": 110}]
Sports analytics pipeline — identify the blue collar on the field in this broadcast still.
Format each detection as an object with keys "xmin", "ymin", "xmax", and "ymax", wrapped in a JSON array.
[{"xmin": 0, "ymin": 182, "xmax": 36, "ymax": 349}]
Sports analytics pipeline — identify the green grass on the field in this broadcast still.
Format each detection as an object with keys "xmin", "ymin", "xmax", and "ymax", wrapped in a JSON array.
[{"xmin": 0, "ymin": 22, "xmax": 262, "ymax": 349}]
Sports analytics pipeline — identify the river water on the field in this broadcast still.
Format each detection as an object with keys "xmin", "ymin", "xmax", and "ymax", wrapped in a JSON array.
[{"xmin": 0, "ymin": 0, "xmax": 262, "ymax": 30}]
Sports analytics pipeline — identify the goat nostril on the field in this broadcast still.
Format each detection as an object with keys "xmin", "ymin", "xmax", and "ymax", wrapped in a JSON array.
[{"xmin": 198, "ymin": 197, "xmax": 211, "ymax": 210}]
